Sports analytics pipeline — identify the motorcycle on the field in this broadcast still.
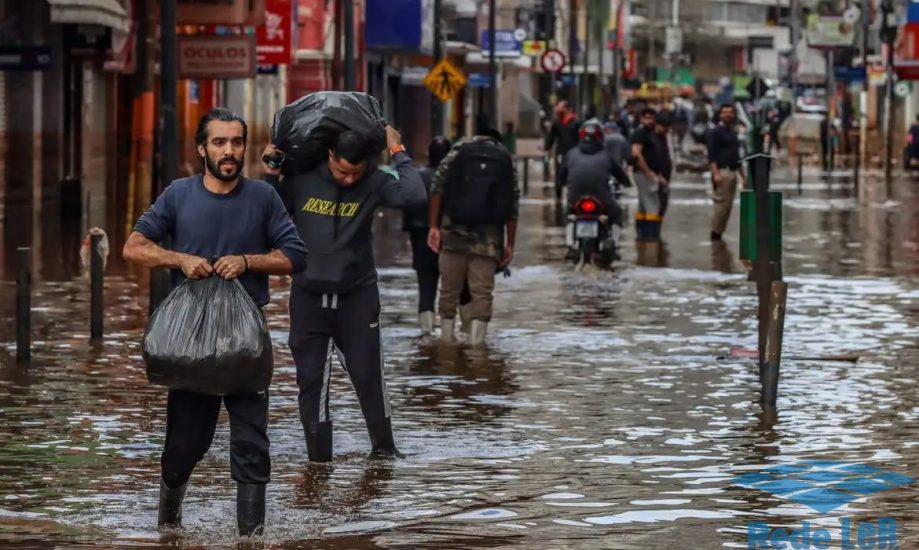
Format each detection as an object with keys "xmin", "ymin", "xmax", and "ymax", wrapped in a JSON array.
[{"xmin": 566, "ymin": 195, "xmax": 619, "ymax": 270}]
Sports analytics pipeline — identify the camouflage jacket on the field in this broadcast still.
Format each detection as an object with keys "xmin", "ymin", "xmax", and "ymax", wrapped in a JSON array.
[{"xmin": 430, "ymin": 136, "xmax": 520, "ymax": 261}]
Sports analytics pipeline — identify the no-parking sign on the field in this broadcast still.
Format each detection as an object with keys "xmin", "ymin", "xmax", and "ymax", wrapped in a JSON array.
[{"xmin": 540, "ymin": 49, "xmax": 567, "ymax": 74}]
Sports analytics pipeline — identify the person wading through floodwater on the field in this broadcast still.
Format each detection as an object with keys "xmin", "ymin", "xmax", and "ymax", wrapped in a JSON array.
[
  {"xmin": 707, "ymin": 103, "xmax": 746, "ymax": 241},
  {"xmin": 427, "ymin": 128, "xmax": 519, "ymax": 345},
  {"xmin": 546, "ymin": 100, "xmax": 581, "ymax": 200},
  {"xmin": 123, "ymin": 108, "xmax": 308, "ymax": 536},
  {"xmin": 262, "ymin": 126, "xmax": 425, "ymax": 463},
  {"xmin": 403, "ymin": 136, "xmax": 452, "ymax": 334},
  {"xmin": 630, "ymin": 107, "xmax": 669, "ymax": 240}
]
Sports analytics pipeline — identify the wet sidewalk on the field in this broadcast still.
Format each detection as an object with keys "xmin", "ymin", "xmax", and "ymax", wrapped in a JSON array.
[{"xmin": 0, "ymin": 166, "xmax": 917, "ymax": 549}]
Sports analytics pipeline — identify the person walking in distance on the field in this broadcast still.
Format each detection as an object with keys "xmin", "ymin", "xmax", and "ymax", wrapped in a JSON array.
[
  {"xmin": 122, "ymin": 108, "xmax": 308, "ymax": 536},
  {"xmin": 546, "ymin": 100, "xmax": 581, "ymax": 200},
  {"xmin": 403, "ymin": 136, "xmax": 452, "ymax": 334},
  {"xmin": 427, "ymin": 129, "xmax": 519, "ymax": 345},
  {"xmin": 629, "ymin": 108, "xmax": 669, "ymax": 240},
  {"xmin": 654, "ymin": 113, "xmax": 673, "ymax": 222},
  {"xmin": 707, "ymin": 104, "xmax": 746, "ymax": 241},
  {"xmin": 262, "ymin": 126, "xmax": 425, "ymax": 463}
]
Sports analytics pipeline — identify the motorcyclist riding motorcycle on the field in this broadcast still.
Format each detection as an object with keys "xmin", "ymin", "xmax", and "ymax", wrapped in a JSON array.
[{"xmin": 560, "ymin": 119, "xmax": 631, "ymax": 266}]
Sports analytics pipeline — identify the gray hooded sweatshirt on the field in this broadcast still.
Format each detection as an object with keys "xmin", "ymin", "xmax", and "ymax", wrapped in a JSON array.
[{"xmin": 270, "ymin": 152, "xmax": 426, "ymax": 294}]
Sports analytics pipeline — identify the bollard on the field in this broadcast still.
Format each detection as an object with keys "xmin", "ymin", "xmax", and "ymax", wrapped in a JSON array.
[
  {"xmin": 90, "ymin": 233, "xmax": 104, "ymax": 341},
  {"xmin": 761, "ymin": 281, "xmax": 788, "ymax": 407},
  {"xmin": 797, "ymin": 155, "xmax": 803, "ymax": 192},
  {"xmin": 523, "ymin": 158, "xmax": 530, "ymax": 196},
  {"xmin": 16, "ymin": 248, "xmax": 31, "ymax": 363}
]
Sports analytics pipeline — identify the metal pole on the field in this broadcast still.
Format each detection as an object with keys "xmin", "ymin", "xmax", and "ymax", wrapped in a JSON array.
[
  {"xmin": 860, "ymin": 0, "xmax": 870, "ymax": 176},
  {"xmin": 344, "ymin": 0, "xmax": 355, "ymax": 90},
  {"xmin": 761, "ymin": 281, "xmax": 788, "ymax": 407},
  {"xmin": 612, "ymin": 28, "xmax": 620, "ymax": 109},
  {"xmin": 826, "ymin": 50, "xmax": 835, "ymax": 173},
  {"xmin": 582, "ymin": 13, "xmax": 590, "ymax": 115},
  {"xmin": 90, "ymin": 234, "xmax": 104, "ymax": 341},
  {"xmin": 152, "ymin": 0, "xmax": 178, "ymax": 314},
  {"xmin": 523, "ymin": 157, "xmax": 530, "ymax": 196},
  {"xmin": 16, "ymin": 248, "xmax": 31, "ymax": 364},
  {"xmin": 884, "ymin": 39, "xmax": 894, "ymax": 182},
  {"xmin": 160, "ymin": 0, "xmax": 177, "ymax": 195},
  {"xmin": 488, "ymin": 0, "xmax": 498, "ymax": 126},
  {"xmin": 568, "ymin": 0, "xmax": 577, "ymax": 113},
  {"xmin": 788, "ymin": 0, "xmax": 799, "ymax": 113},
  {"xmin": 431, "ymin": 0, "xmax": 443, "ymax": 138},
  {"xmin": 749, "ymin": 155, "xmax": 775, "ymax": 370}
]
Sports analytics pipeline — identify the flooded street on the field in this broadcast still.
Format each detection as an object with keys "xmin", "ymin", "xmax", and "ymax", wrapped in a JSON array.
[{"xmin": 1, "ymin": 166, "xmax": 918, "ymax": 549}]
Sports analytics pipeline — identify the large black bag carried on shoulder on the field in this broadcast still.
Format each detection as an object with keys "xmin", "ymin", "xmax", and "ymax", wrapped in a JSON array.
[
  {"xmin": 143, "ymin": 277, "xmax": 273, "ymax": 395},
  {"xmin": 271, "ymin": 91, "xmax": 386, "ymax": 176},
  {"xmin": 445, "ymin": 140, "xmax": 515, "ymax": 226}
]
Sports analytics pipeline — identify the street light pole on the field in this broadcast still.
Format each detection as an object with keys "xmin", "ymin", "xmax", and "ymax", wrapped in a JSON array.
[
  {"xmin": 431, "ymin": 0, "xmax": 443, "ymax": 138},
  {"xmin": 151, "ymin": 0, "xmax": 178, "ymax": 313},
  {"xmin": 344, "ymin": 0, "xmax": 355, "ymax": 90},
  {"xmin": 488, "ymin": 0, "xmax": 498, "ymax": 127},
  {"xmin": 880, "ymin": 0, "xmax": 896, "ymax": 182}
]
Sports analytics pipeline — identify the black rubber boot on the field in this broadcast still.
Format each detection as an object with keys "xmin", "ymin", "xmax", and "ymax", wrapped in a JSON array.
[
  {"xmin": 236, "ymin": 482, "xmax": 266, "ymax": 537},
  {"xmin": 368, "ymin": 416, "xmax": 405, "ymax": 459},
  {"xmin": 157, "ymin": 479, "xmax": 187, "ymax": 528},
  {"xmin": 305, "ymin": 420, "xmax": 333, "ymax": 463}
]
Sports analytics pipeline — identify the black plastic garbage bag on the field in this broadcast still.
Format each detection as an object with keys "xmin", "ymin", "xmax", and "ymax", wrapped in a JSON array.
[
  {"xmin": 271, "ymin": 91, "xmax": 386, "ymax": 176},
  {"xmin": 143, "ymin": 277, "xmax": 273, "ymax": 395}
]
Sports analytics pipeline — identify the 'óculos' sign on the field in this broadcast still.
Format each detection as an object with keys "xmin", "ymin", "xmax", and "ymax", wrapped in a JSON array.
[{"xmin": 177, "ymin": 35, "xmax": 257, "ymax": 79}]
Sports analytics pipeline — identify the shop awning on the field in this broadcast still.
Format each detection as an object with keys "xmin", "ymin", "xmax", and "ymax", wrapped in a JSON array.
[{"xmin": 47, "ymin": 0, "xmax": 131, "ymax": 33}]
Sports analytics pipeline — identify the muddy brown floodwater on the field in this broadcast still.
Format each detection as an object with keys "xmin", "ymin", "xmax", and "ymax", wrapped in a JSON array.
[{"xmin": 0, "ymin": 166, "xmax": 917, "ymax": 549}]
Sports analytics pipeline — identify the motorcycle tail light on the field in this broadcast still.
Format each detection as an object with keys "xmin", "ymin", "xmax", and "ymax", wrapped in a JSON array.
[{"xmin": 577, "ymin": 199, "xmax": 598, "ymax": 213}]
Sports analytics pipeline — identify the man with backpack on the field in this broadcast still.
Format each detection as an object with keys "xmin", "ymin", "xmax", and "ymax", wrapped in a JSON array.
[{"xmin": 427, "ymin": 129, "xmax": 519, "ymax": 345}]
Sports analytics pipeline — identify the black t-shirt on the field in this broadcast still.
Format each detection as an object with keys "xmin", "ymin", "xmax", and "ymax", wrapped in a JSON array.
[
  {"xmin": 629, "ymin": 126, "xmax": 666, "ymax": 174},
  {"xmin": 707, "ymin": 124, "xmax": 742, "ymax": 169}
]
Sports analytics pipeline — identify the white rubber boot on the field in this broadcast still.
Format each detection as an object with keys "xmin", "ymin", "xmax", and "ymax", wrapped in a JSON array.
[
  {"xmin": 440, "ymin": 318, "xmax": 456, "ymax": 342},
  {"xmin": 469, "ymin": 320, "xmax": 488, "ymax": 346},
  {"xmin": 459, "ymin": 303, "xmax": 472, "ymax": 334},
  {"xmin": 419, "ymin": 311, "xmax": 435, "ymax": 335}
]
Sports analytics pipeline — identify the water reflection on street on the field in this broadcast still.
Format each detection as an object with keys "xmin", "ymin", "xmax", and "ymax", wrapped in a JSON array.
[{"xmin": 0, "ymin": 166, "xmax": 917, "ymax": 548}]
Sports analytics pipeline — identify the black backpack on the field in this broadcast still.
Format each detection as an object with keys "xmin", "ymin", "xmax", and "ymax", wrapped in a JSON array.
[{"xmin": 445, "ymin": 139, "xmax": 515, "ymax": 226}]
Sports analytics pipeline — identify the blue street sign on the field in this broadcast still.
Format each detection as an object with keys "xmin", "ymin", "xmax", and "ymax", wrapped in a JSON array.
[
  {"xmin": 468, "ymin": 73, "xmax": 493, "ymax": 87},
  {"xmin": 834, "ymin": 66, "xmax": 866, "ymax": 82},
  {"xmin": 480, "ymin": 29, "xmax": 523, "ymax": 57},
  {"xmin": 909, "ymin": 0, "xmax": 919, "ymax": 23},
  {"xmin": 0, "ymin": 46, "xmax": 52, "ymax": 71},
  {"xmin": 560, "ymin": 74, "xmax": 576, "ymax": 86}
]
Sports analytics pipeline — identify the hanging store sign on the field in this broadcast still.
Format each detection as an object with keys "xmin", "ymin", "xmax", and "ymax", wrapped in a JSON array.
[
  {"xmin": 256, "ymin": 0, "xmax": 293, "ymax": 65},
  {"xmin": 177, "ymin": 34, "xmax": 257, "ymax": 79}
]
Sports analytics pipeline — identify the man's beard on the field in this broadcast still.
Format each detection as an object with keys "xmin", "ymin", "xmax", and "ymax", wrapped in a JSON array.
[{"xmin": 205, "ymin": 154, "xmax": 242, "ymax": 182}]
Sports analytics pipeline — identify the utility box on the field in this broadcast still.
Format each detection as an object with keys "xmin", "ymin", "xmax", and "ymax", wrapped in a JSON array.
[{"xmin": 739, "ymin": 190, "xmax": 783, "ymax": 263}]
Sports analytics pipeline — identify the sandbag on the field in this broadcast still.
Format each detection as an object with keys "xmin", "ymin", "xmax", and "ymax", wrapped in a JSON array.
[
  {"xmin": 271, "ymin": 91, "xmax": 387, "ymax": 176},
  {"xmin": 143, "ymin": 277, "xmax": 273, "ymax": 395}
]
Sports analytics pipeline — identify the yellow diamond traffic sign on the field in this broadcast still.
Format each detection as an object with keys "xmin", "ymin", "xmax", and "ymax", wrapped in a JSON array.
[{"xmin": 424, "ymin": 58, "xmax": 467, "ymax": 103}]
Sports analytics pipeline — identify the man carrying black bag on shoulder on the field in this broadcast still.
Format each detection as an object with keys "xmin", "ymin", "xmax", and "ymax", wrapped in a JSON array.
[
  {"xmin": 262, "ymin": 125, "xmax": 425, "ymax": 463},
  {"xmin": 123, "ymin": 108, "xmax": 307, "ymax": 537}
]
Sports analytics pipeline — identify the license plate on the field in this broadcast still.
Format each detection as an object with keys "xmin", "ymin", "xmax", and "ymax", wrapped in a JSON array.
[{"xmin": 576, "ymin": 221, "xmax": 599, "ymax": 238}]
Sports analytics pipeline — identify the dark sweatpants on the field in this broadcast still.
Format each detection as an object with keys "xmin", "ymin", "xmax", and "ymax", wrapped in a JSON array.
[
  {"xmin": 161, "ymin": 389, "xmax": 270, "ymax": 489},
  {"xmin": 288, "ymin": 283, "xmax": 392, "ymax": 441},
  {"xmin": 409, "ymin": 229, "xmax": 438, "ymax": 313}
]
